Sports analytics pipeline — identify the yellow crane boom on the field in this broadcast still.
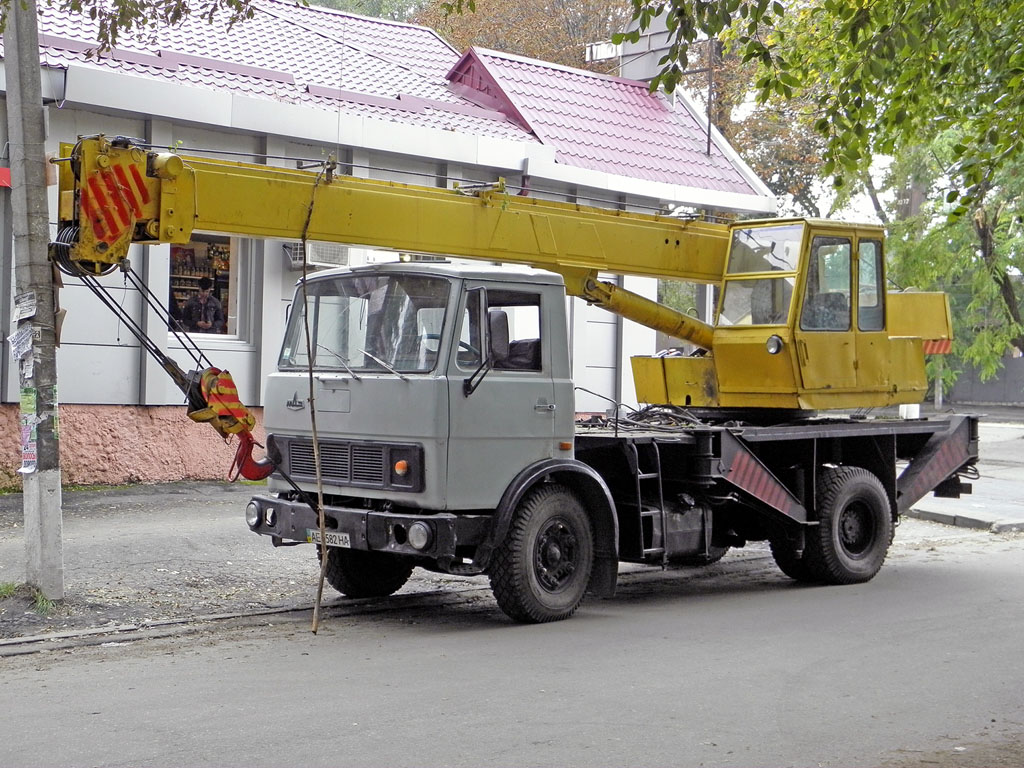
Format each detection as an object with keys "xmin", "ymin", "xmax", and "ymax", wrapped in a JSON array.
[{"xmin": 56, "ymin": 135, "xmax": 725, "ymax": 350}]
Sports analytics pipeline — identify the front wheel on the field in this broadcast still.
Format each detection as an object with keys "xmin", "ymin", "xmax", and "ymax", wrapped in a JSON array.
[
  {"xmin": 804, "ymin": 466, "xmax": 893, "ymax": 585},
  {"xmin": 320, "ymin": 547, "xmax": 414, "ymax": 598},
  {"xmin": 489, "ymin": 484, "xmax": 594, "ymax": 623}
]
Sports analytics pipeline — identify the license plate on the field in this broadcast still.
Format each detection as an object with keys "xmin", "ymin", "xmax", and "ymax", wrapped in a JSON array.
[{"xmin": 306, "ymin": 529, "xmax": 351, "ymax": 548}]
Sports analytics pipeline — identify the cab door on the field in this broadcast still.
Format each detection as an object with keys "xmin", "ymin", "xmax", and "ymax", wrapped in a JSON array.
[
  {"xmin": 445, "ymin": 282, "xmax": 558, "ymax": 509},
  {"xmin": 853, "ymin": 236, "xmax": 890, "ymax": 393},
  {"xmin": 794, "ymin": 234, "xmax": 857, "ymax": 392}
]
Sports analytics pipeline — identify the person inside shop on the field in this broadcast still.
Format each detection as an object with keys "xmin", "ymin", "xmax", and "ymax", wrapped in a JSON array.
[{"xmin": 182, "ymin": 277, "xmax": 225, "ymax": 334}]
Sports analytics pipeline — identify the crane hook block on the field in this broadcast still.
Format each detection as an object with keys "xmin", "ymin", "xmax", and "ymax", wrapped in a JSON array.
[{"xmin": 186, "ymin": 367, "xmax": 274, "ymax": 481}]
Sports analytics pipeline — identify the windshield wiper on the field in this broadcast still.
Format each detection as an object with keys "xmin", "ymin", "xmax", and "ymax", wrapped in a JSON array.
[
  {"xmin": 358, "ymin": 348, "xmax": 409, "ymax": 381},
  {"xmin": 316, "ymin": 344, "xmax": 362, "ymax": 380}
]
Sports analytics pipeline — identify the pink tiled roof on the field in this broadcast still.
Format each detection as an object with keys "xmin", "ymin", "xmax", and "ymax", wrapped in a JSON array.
[
  {"xmin": 449, "ymin": 48, "xmax": 759, "ymax": 195},
  {"xmin": 2, "ymin": 3, "xmax": 763, "ymax": 198},
  {"xmin": 15, "ymin": 0, "xmax": 528, "ymax": 142}
]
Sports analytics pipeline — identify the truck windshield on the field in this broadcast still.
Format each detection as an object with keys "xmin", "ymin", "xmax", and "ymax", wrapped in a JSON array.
[{"xmin": 279, "ymin": 273, "xmax": 451, "ymax": 373}]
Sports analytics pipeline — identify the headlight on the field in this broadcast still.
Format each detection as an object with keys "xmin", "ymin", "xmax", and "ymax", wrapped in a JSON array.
[
  {"xmin": 245, "ymin": 501, "xmax": 261, "ymax": 528},
  {"xmin": 408, "ymin": 521, "xmax": 432, "ymax": 551}
]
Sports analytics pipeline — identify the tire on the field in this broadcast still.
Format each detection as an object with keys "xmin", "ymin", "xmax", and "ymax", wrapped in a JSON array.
[
  {"xmin": 488, "ymin": 484, "xmax": 594, "ymax": 623},
  {"xmin": 320, "ymin": 547, "xmax": 414, "ymax": 598},
  {"xmin": 669, "ymin": 545, "xmax": 730, "ymax": 567},
  {"xmin": 769, "ymin": 537, "xmax": 817, "ymax": 582},
  {"xmin": 803, "ymin": 465, "xmax": 893, "ymax": 585}
]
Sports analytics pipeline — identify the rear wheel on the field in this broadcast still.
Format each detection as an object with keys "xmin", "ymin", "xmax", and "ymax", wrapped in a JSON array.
[
  {"xmin": 320, "ymin": 547, "xmax": 414, "ymax": 598},
  {"xmin": 489, "ymin": 484, "xmax": 594, "ymax": 623},
  {"xmin": 804, "ymin": 466, "xmax": 893, "ymax": 584}
]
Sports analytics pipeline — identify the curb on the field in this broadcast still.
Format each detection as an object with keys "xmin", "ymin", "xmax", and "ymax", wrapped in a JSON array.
[{"xmin": 903, "ymin": 508, "xmax": 1024, "ymax": 534}]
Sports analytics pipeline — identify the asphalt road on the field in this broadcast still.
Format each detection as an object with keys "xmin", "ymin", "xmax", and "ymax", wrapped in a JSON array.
[{"xmin": 2, "ymin": 521, "xmax": 1022, "ymax": 768}]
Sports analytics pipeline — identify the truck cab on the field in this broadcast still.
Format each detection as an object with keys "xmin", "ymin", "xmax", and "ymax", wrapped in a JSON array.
[
  {"xmin": 247, "ymin": 261, "xmax": 621, "ymax": 621},
  {"xmin": 262, "ymin": 262, "xmax": 575, "ymax": 512}
]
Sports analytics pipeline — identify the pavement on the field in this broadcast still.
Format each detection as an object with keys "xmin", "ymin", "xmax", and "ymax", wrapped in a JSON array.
[{"xmin": 1, "ymin": 403, "xmax": 1022, "ymax": 650}]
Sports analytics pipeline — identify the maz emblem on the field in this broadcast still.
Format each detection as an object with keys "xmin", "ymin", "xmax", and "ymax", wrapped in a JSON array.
[{"xmin": 286, "ymin": 392, "xmax": 305, "ymax": 411}]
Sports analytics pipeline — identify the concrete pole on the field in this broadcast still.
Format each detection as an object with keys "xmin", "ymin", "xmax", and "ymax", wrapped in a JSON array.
[{"xmin": 6, "ymin": 0, "xmax": 64, "ymax": 598}]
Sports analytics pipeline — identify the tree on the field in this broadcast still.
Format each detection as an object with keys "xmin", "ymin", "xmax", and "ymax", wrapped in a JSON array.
[
  {"xmin": 677, "ymin": 41, "xmax": 826, "ymax": 218},
  {"xmin": 880, "ymin": 136, "xmax": 1024, "ymax": 386},
  {"xmin": 0, "ymin": 0, "xmax": 258, "ymax": 48},
  {"xmin": 613, "ymin": 0, "xmax": 1024, "ymax": 214},
  {"xmin": 416, "ymin": 0, "xmax": 632, "ymax": 71},
  {"xmin": 308, "ymin": 0, "xmax": 421, "ymax": 22}
]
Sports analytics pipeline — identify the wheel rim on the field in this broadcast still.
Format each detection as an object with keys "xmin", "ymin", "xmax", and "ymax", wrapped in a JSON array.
[
  {"xmin": 534, "ymin": 517, "xmax": 579, "ymax": 592},
  {"xmin": 838, "ymin": 500, "xmax": 876, "ymax": 558}
]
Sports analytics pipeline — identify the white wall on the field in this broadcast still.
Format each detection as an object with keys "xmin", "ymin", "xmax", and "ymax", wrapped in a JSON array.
[{"xmin": 2, "ymin": 65, "xmax": 745, "ymax": 414}]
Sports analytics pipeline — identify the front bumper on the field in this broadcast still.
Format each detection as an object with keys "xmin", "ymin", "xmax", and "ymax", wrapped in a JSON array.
[{"xmin": 246, "ymin": 494, "xmax": 491, "ymax": 563}]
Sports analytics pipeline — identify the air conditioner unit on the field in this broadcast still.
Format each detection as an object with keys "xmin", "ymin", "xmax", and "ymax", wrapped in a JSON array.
[{"xmin": 283, "ymin": 241, "xmax": 350, "ymax": 270}]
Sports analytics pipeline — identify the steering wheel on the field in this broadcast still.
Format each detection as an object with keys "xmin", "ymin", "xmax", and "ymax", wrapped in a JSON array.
[{"xmin": 425, "ymin": 333, "xmax": 479, "ymax": 356}]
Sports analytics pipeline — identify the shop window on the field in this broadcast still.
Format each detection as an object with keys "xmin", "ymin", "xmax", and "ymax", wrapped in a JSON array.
[{"xmin": 169, "ymin": 235, "xmax": 235, "ymax": 335}]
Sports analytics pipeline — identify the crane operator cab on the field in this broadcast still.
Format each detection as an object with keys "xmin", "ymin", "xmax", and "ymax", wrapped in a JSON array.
[{"xmin": 632, "ymin": 219, "xmax": 952, "ymax": 412}]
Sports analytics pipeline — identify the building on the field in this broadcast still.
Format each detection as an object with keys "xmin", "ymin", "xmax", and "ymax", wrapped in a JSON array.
[{"xmin": 0, "ymin": 0, "xmax": 775, "ymax": 485}]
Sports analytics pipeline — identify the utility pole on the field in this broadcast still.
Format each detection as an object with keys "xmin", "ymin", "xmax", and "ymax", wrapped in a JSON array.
[{"xmin": 6, "ymin": 0, "xmax": 64, "ymax": 598}]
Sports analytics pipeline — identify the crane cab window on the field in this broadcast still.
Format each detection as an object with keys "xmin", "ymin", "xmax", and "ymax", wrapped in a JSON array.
[
  {"xmin": 717, "ymin": 223, "xmax": 803, "ymax": 326},
  {"xmin": 858, "ymin": 240, "xmax": 885, "ymax": 331},
  {"xmin": 457, "ymin": 289, "xmax": 542, "ymax": 371},
  {"xmin": 801, "ymin": 236, "xmax": 851, "ymax": 331}
]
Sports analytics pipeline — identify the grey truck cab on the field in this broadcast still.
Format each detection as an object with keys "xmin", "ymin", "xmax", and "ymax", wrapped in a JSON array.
[{"xmin": 245, "ymin": 261, "xmax": 619, "ymax": 622}]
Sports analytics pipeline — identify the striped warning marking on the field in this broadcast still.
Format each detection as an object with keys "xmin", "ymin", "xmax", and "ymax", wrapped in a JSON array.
[
  {"xmin": 902, "ymin": 436, "xmax": 966, "ymax": 504},
  {"xmin": 80, "ymin": 163, "xmax": 148, "ymax": 244},
  {"xmin": 200, "ymin": 368, "xmax": 256, "ymax": 432},
  {"xmin": 728, "ymin": 450, "xmax": 798, "ymax": 517},
  {"xmin": 923, "ymin": 339, "xmax": 952, "ymax": 354}
]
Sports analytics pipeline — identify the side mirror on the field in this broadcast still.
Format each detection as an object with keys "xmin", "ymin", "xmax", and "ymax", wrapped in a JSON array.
[{"xmin": 488, "ymin": 309, "xmax": 510, "ymax": 363}]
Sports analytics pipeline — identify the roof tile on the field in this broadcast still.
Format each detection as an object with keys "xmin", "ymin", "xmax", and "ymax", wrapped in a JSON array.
[{"xmin": 445, "ymin": 48, "xmax": 764, "ymax": 194}]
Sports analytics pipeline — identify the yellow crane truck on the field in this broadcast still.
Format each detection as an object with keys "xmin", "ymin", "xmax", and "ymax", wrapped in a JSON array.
[{"xmin": 52, "ymin": 135, "xmax": 978, "ymax": 622}]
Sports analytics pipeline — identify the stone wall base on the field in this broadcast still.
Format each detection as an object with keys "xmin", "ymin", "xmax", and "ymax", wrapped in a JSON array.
[{"xmin": 0, "ymin": 404, "xmax": 266, "ymax": 489}]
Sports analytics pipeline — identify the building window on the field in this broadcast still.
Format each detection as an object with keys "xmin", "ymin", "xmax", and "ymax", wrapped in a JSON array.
[{"xmin": 169, "ymin": 235, "xmax": 234, "ymax": 335}]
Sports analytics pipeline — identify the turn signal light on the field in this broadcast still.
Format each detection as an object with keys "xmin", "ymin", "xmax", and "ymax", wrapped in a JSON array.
[{"xmin": 394, "ymin": 459, "xmax": 410, "ymax": 476}]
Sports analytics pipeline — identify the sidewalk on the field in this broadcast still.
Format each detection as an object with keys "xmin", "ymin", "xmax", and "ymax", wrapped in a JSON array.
[{"xmin": 901, "ymin": 405, "xmax": 1024, "ymax": 533}]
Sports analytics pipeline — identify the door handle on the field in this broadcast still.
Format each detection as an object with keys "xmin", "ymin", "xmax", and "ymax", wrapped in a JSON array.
[{"xmin": 535, "ymin": 402, "xmax": 556, "ymax": 412}]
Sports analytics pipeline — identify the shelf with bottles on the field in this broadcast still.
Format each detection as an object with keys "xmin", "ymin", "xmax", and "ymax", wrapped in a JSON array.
[{"xmin": 170, "ymin": 239, "xmax": 231, "ymax": 298}]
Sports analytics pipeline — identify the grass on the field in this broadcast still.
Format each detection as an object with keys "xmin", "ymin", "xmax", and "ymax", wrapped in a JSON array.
[
  {"xmin": 0, "ymin": 582, "xmax": 59, "ymax": 614},
  {"xmin": 32, "ymin": 590, "xmax": 56, "ymax": 615}
]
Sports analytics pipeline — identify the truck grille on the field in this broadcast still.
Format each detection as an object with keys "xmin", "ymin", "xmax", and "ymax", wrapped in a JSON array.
[{"xmin": 287, "ymin": 441, "xmax": 386, "ymax": 486}]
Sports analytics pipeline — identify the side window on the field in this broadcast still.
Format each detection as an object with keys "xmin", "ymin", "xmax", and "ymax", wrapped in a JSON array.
[
  {"xmin": 858, "ymin": 240, "xmax": 885, "ymax": 331},
  {"xmin": 456, "ymin": 290, "xmax": 483, "ymax": 370},
  {"xmin": 801, "ymin": 236, "xmax": 851, "ymax": 331},
  {"xmin": 489, "ymin": 290, "xmax": 543, "ymax": 372}
]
